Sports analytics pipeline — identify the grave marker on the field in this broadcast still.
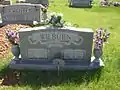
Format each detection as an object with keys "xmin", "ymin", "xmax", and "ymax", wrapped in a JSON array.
[
  {"xmin": 1, "ymin": 4, "xmax": 41, "ymax": 24},
  {"xmin": 16, "ymin": 0, "xmax": 49, "ymax": 5},
  {"xmin": 26, "ymin": 0, "xmax": 49, "ymax": 5},
  {"xmin": 8, "ymin": 26, "xmax": 103, "ymax": 70},
  {"xmin": 68, "ymin": 0, "xmax": 92, "ymax": 8},
  {"xmin": 0, "ymin": 0, "xmax": 11, "ymax": 5},
  {"xmin": 19, "ymin": 27, "xmax": 93, "ymax": 62},
  {"xmin": 16, "ymin": 0, "xmax": 26, "ymax": 3}
]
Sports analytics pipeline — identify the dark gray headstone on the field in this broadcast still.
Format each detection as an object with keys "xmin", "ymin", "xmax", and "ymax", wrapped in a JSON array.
[
  {"xmin": 1, "ymin": 4, "xmax": 41, "ymax": 24},
  {"xmin": 0, "ymin": 0, "xmax": 12, "ymax": 5},
  {"xmin": 68, "ymin": 0, "xmax": 92, "ymax": 8},
  {"xmin": 16, "ymin": 0, "xmax": 26, "ymax": 3},
  {"xmin": 9, "ymin": 26, "xmax": 104, "ymax": 70},
  {"xmin": 19, "ymin": 0, "xmax": 49, "ymax": 5},
  {"xmin": 19, "ymin": 26, "xmax": 93, "ymax": 64}
]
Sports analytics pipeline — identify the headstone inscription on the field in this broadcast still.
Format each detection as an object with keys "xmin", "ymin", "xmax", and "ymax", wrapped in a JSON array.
[
  {"xmin": 68, "ymin": 0, "xmax": 92, "ymax": 8},
  {"xmin": 1, "ymin": 4, "xmax": 41, "ymax": 24},
  {"xmin": 0, "ymin": 0, "xmax": 11, "ymax": 5},
  {"xmin": 8, "ymin": 26, "xmax": 103, "ymax": 70}
]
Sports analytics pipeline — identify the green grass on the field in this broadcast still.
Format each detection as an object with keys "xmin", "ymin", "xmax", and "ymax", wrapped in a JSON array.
[{"xmin": 1, "ymin": 0, "xmax": 120, "ymax": 90}]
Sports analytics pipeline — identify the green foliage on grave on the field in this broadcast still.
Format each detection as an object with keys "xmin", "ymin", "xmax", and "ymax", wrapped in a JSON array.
[{"xmin": 0, "ymin": 0, "xmax": 120, "ymax": 90}]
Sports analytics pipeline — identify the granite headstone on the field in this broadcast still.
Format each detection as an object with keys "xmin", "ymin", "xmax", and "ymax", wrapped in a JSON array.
[
  {"xmin": 19, "ymin": 0, "xmax": 49, "ymax": 5},
  {"xmin": 68, "ymin": 0, "xmax": 92, "ymax": 8},
  {"xmin": 8, "ymin": 26, "xmax": 104, "ymax": 70},
  {"xmin": 1, "ymin": 4, "xmax": 41, "ymax": 24},
  {"xmin": 16, "ymin": 0, "xmax": 26, "ymax": 3},
  {"xmin": 0, "ymin": 0, "xmax": 12, "ymax": 5},
  {"xmin": 19, "ymin": 27, "xmax": 93, "ymax": 62}
]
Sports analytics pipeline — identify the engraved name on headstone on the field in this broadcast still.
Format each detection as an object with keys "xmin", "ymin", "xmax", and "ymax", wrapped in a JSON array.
[
  {"xmin": 19, "ymin": 26, "xmax": 93, "ymax": 64},
  {"xmin": 1, "ymin": 4, "xmax": 41, "ymax": 24}
]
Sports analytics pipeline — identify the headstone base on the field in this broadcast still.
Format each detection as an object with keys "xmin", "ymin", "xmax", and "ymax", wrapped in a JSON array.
[{"xmin": 9, "ymin": 57, "xmax": 104, "ymax": 71}]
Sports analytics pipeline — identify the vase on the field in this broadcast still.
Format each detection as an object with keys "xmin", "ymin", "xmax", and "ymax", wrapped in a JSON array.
[
  {"xmin": 93, "ymin": 48, "xmax": 103, "ymax": 60},
  {"xmin": 11, "ymin": 44, "xmax": 20, "ymax": 60}
]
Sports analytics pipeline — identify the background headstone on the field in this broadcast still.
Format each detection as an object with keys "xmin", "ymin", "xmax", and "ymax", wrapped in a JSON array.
[
  {"xmin": 1, "ymin": 4, "xmax": 41, "ymax": 24},
  {"xmin": 19, "ymin": 26, "xmax": 93, "ymax": 65},
  {"xmin": 26, "ymin": 0, "xmax": 49, "ymax": 5},
  {"xmin": 16, "ymin": 0, "xmax": 49, "ymax": 5},
  {"xmin": 0, "ymin": 0, "xmax": 12, "ymax": 5},
  {"xmin": 68, "ymin": 0, "xmax": 92, "ymax": 8},
  {"xmin": 16, "ymin": 0, "xmax": 26, "ymax": 3}
]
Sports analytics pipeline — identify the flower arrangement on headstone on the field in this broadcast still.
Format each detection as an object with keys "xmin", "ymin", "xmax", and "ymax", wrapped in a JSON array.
[
  {"xmin": 6, "ymin": 30, "xmax": 20, "ymax": 60},
  {"xmin": 48, "ymin": 12, "xmax": 65, "ymax": 27},
  {"xmin": 93, "ymin": 28, "xmax": 110, "ymax": 61}
]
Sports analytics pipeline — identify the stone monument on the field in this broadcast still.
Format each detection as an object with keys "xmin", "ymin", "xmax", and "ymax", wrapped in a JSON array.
[
  {"xmin": 9, "ymin": 26, "xmax": 104, "ymax": 70},
  {"xmin": 16, "ymin": 0, "xmax": 26, "ymax": 3},
  {"xmin": 0, "ymin": 4, "xmax": 41, "ymax": 25},
  {"xmin": 16, "ymin": 0, "xmax": 49, "ymax": 5},
  {"xmin": 0, "ymin": 0, "xmax": 12, "ymax": 5},
  {"xmin": 68, "ymin": 0, "xmax": 93, "ymax": 8}
]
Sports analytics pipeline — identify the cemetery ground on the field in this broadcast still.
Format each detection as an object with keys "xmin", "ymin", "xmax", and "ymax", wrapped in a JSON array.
[{"xmin": 0, "ymin": 0, "xmax": 120, "ymax": 89}]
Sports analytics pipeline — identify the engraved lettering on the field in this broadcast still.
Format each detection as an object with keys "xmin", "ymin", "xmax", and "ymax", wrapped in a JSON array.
[
  {"xmin": 63, "ymin": 49, "xmax": 86, "ymax": 59},
  {"xmin": 52, "ymin": 33, "xmax": 56, "ymax": 40},
  {"xmin": 28, "ymin": 31, "xmax": 84, "ymax": 45},
  {"xmin": 28, "ymin": 49, "xmax": 48, "ymax": 58},
  {"xmin": 2, "ymin": 5, "xmax": 40, "ymax": 22}
]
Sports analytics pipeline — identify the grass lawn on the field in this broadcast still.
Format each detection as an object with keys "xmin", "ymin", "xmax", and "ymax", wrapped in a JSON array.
[{"xmin": 0, "ymin": 0, "xmax": 120, "ymax": 90}]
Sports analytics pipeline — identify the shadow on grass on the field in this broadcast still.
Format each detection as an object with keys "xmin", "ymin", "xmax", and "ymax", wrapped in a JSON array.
[
  {"xmin": 0, "ymin": 66, "xmax": 9, "ymax": 78},
  {"xmin": 0, "ymin": 66, "xmax": 103, "ymax": 88},
  {"xmin": 68, "ymin": 6, "xmax": 92, "ymax": 9},
  {"xmin": 22, "ymin": 69, "xmax": 102, "ymax": 85}
]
